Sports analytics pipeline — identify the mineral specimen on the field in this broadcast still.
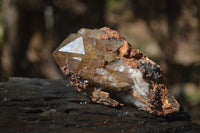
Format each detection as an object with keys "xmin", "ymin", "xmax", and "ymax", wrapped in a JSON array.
[{"xmin": 53, "ymin": 27, "xmax": 180, "ymax": 116}]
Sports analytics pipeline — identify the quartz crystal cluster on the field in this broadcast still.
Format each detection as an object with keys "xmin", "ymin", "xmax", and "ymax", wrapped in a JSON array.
[{"xmin": 53, "ymin": 27, "xmax": 180, "ymax": 116}]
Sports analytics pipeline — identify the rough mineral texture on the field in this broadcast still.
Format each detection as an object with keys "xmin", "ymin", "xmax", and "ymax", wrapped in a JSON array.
[{"xmin": 53, "ymin": 27, "xmax": 180, "ymax": 116}]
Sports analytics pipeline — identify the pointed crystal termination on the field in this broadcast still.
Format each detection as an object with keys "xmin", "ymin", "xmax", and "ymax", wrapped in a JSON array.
[{"xmin": 53, "ymin": 27, "xmax": 180, "ymax": 116}]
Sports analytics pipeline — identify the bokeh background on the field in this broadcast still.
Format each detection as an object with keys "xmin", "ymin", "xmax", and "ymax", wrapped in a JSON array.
[{"xmin": 0, "ymin": 0, "xmax": 200, "ymax": 123}]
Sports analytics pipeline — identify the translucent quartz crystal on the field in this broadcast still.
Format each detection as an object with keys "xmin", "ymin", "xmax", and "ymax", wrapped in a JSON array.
[{"xmin": 53, "ymin": 27, "xmax": 180, "ymax": 116}]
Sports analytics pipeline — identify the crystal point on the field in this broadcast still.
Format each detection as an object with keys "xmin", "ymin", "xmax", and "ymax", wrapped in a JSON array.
[
  {"xmin": 58, "ymin": 37, "xmax": 85, "ymax": 54},
  {"xmin": 53, "ymin": 27, "xmax": 180, "ymax": 116}
]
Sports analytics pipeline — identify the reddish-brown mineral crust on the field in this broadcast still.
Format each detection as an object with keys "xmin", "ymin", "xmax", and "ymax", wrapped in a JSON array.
[
  {"xmin": 91, "ymin": 88, "xmax": 120, "ymax": 107},
  {"xmin": 117, "ymin": 41, "xmax": 176, "ymax": 115},
  {"xmin": 130, "ymin": 49, "xmax": 147, "ymax": 60},
  {"xmin": 119, "ymin": 41, "xmax": 130, "ymax": 57},
  {"xmin": 100, "ymin": 27, "xmax": 123, "ymax": 40},
  {"xmin": 121, "ymin": 57, "xmax": 138, "ymax": 69},
  {"xmin": 53, "ymin": 27, "xmax": 180, "ymax": 116}
]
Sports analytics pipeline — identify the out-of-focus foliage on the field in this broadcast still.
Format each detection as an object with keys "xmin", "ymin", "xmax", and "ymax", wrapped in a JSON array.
[
  {"xmin": 0, "ymin": 1, "xmax": 4, "ymax": 49},
  {"xmin": 105, "ymin": 0, "xmax": 128, "ymax": 12}
]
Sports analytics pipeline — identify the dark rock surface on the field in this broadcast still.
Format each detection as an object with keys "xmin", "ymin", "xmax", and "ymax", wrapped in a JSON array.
[{"xmin": 0, "ymin": 77, "xmax": 199, "ymax": 133}]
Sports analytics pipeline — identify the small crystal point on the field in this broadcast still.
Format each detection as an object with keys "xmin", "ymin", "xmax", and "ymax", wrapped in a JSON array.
[
  {"xmin": 53, "ymin": 27, "xmax": 180, "ymax": 116},
  {"xmin": 58, "ymin": 37, "xmax": 85, "ymax": 55}
]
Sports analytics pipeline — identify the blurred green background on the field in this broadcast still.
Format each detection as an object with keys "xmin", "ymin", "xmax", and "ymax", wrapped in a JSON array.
[{"xmin": 0, "ymin": 0, "xmax": 200, "ymax": 123}]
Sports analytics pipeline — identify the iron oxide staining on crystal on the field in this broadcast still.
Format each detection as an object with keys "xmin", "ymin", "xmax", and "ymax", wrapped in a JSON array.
[{"xmin": 53, "ymin": 27, "xmax": 180, "ymax": 116}]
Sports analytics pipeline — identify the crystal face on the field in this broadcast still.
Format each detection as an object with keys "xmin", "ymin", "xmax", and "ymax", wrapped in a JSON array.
[
  {"xmin": 53, "ymin": 27, "xmax": 180, "ymax": 116},
  {"xmin": 58, "ymin": 37, "xmax": 85, "ymax": 54}
]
